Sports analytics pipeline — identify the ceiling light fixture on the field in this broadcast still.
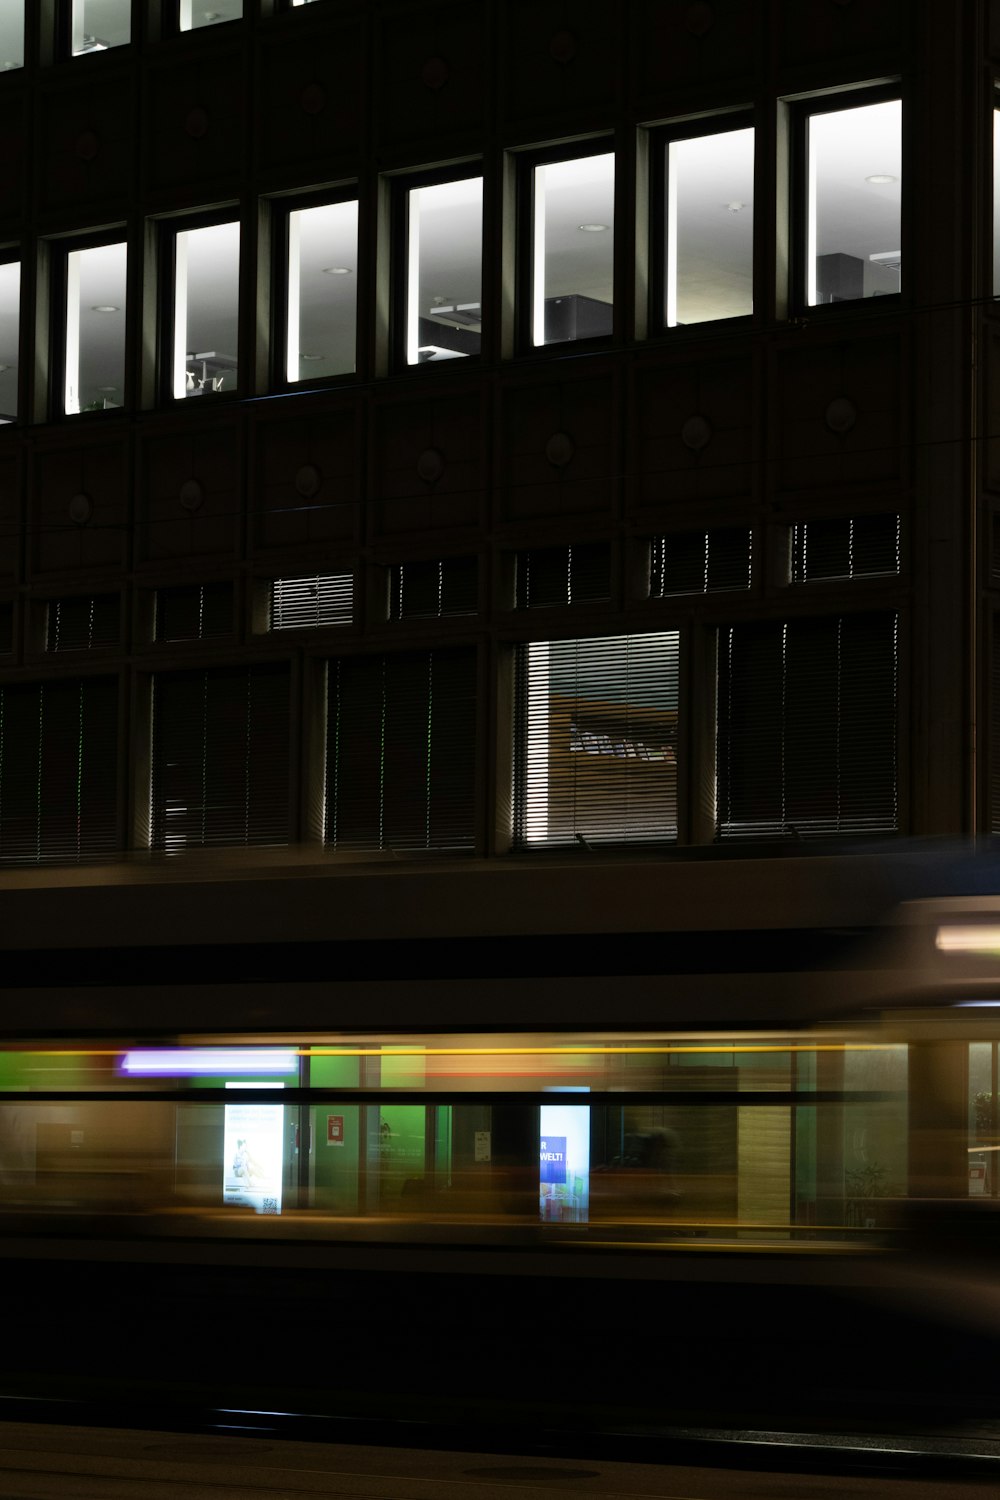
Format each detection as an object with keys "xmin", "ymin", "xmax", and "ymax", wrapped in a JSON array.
[
  {"xmin": 301, "ymin": 353, "xmax": 325, "ymax": 361},
  {"xmin": 725, "ymin": 201, "xmax": 746, "ymax": 214},
  {"xmin": 92, "ymin": 305, "xmax": 119, "ymax": 313},
  {"xmin": 577, "ymin": 223, "xmax": 608, "ymax": 232},
  {"xmin": 322, "ymin": 266, "xmax": 353, "ymax": 275},
  {"xmin": 865, "ymin": 173, "xmax": 897, "ymax": 184}
]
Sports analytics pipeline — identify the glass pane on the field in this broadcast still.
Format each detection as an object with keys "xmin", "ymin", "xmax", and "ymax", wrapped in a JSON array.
[
  {"xmin": 406, "ymin": 177, "xmax": 483, "ymax": 365},
  {"xmin": 286, "ymin": 201, "xmax": 358, "ymax": 382},
  {"xmin": 807, "ymin": 98, "xmax": 901, "ymax": 306},
  {"xmin": 0, "ymin": 263, "xmax": 19, "ymax": 423},
  {"xmin": 65, "ymin": 242, "xmax": 127, "ymax": 414},
  {"xmin": 72, "ymin": 0, "xmax": 131, "ymax": 52},
  {"xmin": 0, "ymin": 3, "xmax": 24, "ymax": 70},
  {"xmin": 179, "ymin": 0, "xmax": 242, "ymax": 30},
  {"xmin": 173, "ymin": 222, "xmax": 240, "ymax": 400},
  {"xmin": 666, "ymin": 127, "xmax": 753, "ymax": 326},
  {"xmin": 533, "ymin": 153, "xmax": 614, "ymax": 346}
]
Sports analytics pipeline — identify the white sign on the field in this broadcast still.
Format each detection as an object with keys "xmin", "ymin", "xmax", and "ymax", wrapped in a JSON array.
[{"xmin": 223, "ymin": 1083, "xmax": 285, "ymax": 1214}]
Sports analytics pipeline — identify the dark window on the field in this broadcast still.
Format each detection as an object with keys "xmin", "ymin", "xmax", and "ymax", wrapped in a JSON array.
[
  {"xmin": 270, "ymin": 574, "xmax": 353, "ymax": 631},
  {"xmin": 46, "ymin": 594, "xmax": 119, "ymax": 652},
  {"xmin": 155, "ymin": 582, "xmax": 233, "ymax": 643},
  {"xmin": 0, "ymin": 603, "xmax": 13, "ymax": 655},
  {"xmin": 0, "ymin": 676, "xmax": 118, "ymax": 862},
  {"xmin": 649, "ymin": 530, "xmax": 751, "ymax": 596},
  {"xmin": 326, "ymin": 648, "xmax": 477, "ymax": 851},
  {"xmin": 150, "ymin": 663, "xmax": 290, "ymax": 851},
  {"xmin": 717, "ymin": 613, "xmax": 898, "ymax": 840},
  {"xmin": 389, "ymin": 557, "xmax": 478, "ymax": 620},
  {"xmin": 790, "ymin": 515, "xmax": 900, "ymax": 582},
  {"xmin": 513, "ymin": 632, "xmax": 679, "ymax": 848},
  {"xmin": 515, "ymin": 544, "xmax": 611, "ymax": 609}
]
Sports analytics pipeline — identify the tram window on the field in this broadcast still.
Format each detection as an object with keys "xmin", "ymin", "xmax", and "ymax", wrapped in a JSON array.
[{"xmin": 513, "ymin": 631, "xmax": 679, "ymax": 848}]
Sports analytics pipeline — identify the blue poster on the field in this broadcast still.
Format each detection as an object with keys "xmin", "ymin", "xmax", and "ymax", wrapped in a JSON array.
[{"xmin": 540, "ymin": 1136, "xmax": 567, "ymax": 1184}]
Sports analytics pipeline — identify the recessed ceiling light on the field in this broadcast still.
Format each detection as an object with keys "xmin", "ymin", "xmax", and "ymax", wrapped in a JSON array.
[
  {"xmin": 92, "ymin": 304, "xmax": 119, "ymax": 313},
  {"xmin": 577, "ymin": 223, "xmax": 608, "ymax": 232},
  {"xmin": 204, "ymin": 10, "xmax": 221, "ymax": 18},
  {"xmin": 322, "ymin": 266, "xmax": 353, "ymax": 275},
  {"xmin": 725, "ymin": 201, "xmax": 746, "ymax": 214},
  {"xmin": 301, "ymin": 353, "xmax": 325, "ymax": 361},
  {"xmin": 97, "ymin": 385, "xmax": 117, "ymax": 392},
  {"xmin": 0, "ymin": 365, "xmax": 9, "ymax": 374},
  {"xmin": 866, "ymin": 174, "xmax": 897, "ymax": 184}
]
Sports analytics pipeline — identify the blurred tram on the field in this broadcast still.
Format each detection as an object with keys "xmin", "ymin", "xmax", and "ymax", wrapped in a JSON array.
[{"xmin": 1, "ymin": 847, "xmax": 999, "ymax": 1429}]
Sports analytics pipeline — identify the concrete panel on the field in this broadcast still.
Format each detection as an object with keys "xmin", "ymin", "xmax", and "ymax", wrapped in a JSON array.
[
  {"xmin": 256, "ymin": 23, "xmax": 364, "ymax": 174},
  {"xmin": 630, "ymin": 354, "xmax": 755, "ymax": 510},
  {"xmin": 500, "ymin": 0, "xmax": 622, "ymax": 129},
  {"xmin": 774, "ymin": 334, "xmax": 903, "ymax": 494},
  {"xmin": 373, "ymin": 388, "xmax": 485, "ymax": 535},
  {"xmin": 499, "ymin": 373, "xmax": 615, "ymax": 522},
  {"xmin": 775, "ymin": 0, "xmax": 904, "ymax": 70},
  {"xmin": 139, "ymin": 419, "xmax": 242, "ymax": 561},
  {"xmin": 37, "ymin": 77, "xmax": 133, "ymax": 212},
  {"xmin": 376, "ymin": 2, "xmax": 487, "ymax": 147},
  {"xmin": 631, "ymin": 0, "xmax": 761, "ymax": 109},
  {"xmin": 31, "ymin": 437, "xmax": 128, "ymax": 577},
  {"xmin": 144, "ymin": 51, "xmax": 245, "ymax": 194},
  {"xmin": 251, "ymin": 405, "xmax": 360, "ymax": 553},
  {"xmin": 0, "ymin": 451, "xmax": 22, "ymax": 583}
]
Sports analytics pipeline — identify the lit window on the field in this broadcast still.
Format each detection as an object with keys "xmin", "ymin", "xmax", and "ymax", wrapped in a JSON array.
[
  {"xmin": 994, "ymin": 103, "xmax": 1000, "ymax": 295},
  {"xmin": 71, "ymin": 0, "xmax": 130, "ymax": 53},
  {"xmin": 0, "ymin": 4, "xmax": 24, "ymax": 70},
  {"xmin": 178, "ymin": 0, "xmax": 242, "ymax": 29},
  {"xmin": 270, "ymin": 574, "xmax": 352, "ymax": 630},
  {"xmin": 514, "ymin": 632, "xmax": 679, "ymax": 847},
  {"xmin": 64, "ymin": 241, "xmax": 127, "ymax": 414},
  {"xmin": 532, "ymin": 151, "xmax": 614, "ymax": 346},
  {"xmin": 286, "ymin": 200, "xmax": 358, "ymax": 383},
  {"xmin": 806, "ymin": 96, "xmax": 901, "ymax": 305},
  {"xmin": 172, "ymin": 221, "xmax": 239, "ymax": 400},
  {"xmin": 0, "ymin": 261, "xmax": 19, "ymax": 424},
  {"xmin": 405, "ymin": 175, "xmax": 483, "ymax": 365},
  {"xmin": 665, "ymin": 125, "xmax": 753, "ymax": 326}
]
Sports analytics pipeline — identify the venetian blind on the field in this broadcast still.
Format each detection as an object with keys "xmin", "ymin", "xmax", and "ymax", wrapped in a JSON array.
[
  {"xmin": 513, "ymin": 632, "xmax": 679, "ymax": 848},
  {"xmin": 46, "ymin": 594, "xmax": 119, "ymax": 652},
  {"xmin": 155, "ymin": 582, "xmax": 233, "ymax": 642},
  {"xmin": 649, "ymin": 530, "xmax": 751, "ymax": 597},
  {"xmin": 389, "ymin": 557, "xmax": 478, "ymax": 619},
  {"xmin": 271, "ymin": 574, "xmax": 352, "ymax": 631},
  {"xmin": 514, "ymin": 544, "xmax": 611, "ymax": 609},
  {"xmin": 150, "ymin": 663, "xmax": 290, "ymax": 851},
  {"xmin": 326, "ymin": 647, "xmax": 477, "ymax": 851},
  {"xmin": 716, "ymin": 612, "xmax": 898, "ymax": 841},
  {"xmin": 0, "ymin": 676, "xmax": 118, "ymax": 862},
  {"xmin": 790, "ymin": 515, "xmax": 900, "ymax": 582}
]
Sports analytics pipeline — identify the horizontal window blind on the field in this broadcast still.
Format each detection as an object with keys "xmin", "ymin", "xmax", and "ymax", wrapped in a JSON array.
[
  {"xmin": 513, "ymin": 632, "xmax": 679, "ymax": 849},
  {"xmin": 326, "ymin": 648, "xmax": 477, "ymax": 851},
  {"xmin": 0, "ymin": 676, "xmax": 118, "ymax": 863},
  {"xmin": 649, "ymin": 530, "xmax": 751, "ymax": 597},
  {"xmin": 515, "ymin": 544, "xmax": 611, "ymax": 609},
  {"xmin": 0, "ymin": 603, "xmax": 12, "ymax": 655},
  {"xmin": 790, "ymin": 515, "xmax": 900, "ymax": 582},
  {"xmin": 46, "ymin": 594, "xmax": 119, "ymax": 652},
  {"xmin": 389, "ymin": 557, "xmax": 478, "ymax": 620},
  {"xmin": 155, "ymin": 582, "xmax": 233, "ymax": 643},
  {"xmin": 717, "ymin": 612, "xmax": 898, "ymax": 841},
  {"xmin": 150, "ymin": 663, "xmax": 290, "ymax": 852},
  {"xmin": 271, "ymin": 574, "xmax": 352, "ymax": 631}
]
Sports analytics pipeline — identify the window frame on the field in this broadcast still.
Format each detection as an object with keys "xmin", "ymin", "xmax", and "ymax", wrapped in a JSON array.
[
  {"xmin": 158, "ymin": 206, "xmax": 242, "ymax": 409},
  {"xmin": 648, "ymin": 109, "xmax": 757, "ymax": 337},
  {"xmin": 516, "ymin": 136, "xmax": 619, "ymax": 356},
  {"xmin": 790, "ymin": 81, "xmax": 904, "ymax": 317},
  {"xmin": 389, "ymin": 160, "xmax": 486, "ymax": 374},
  {"xmin": 57, "ymin": 0, "xmax": 134, "ymax": 59},
  {"xmin": 49, "ymin": 226, "xmax": 130, "ymax": 423},
  {"xmin": 269, "ymin": 183, "xmax": 361, "ymax": 395}
]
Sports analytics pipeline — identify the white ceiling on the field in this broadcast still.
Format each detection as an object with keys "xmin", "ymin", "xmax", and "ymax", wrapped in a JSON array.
[
  {"xmin": 0, "ymin": 263, "xmax": 19, "ymax": 420},
  {"xmin": 180, "ymin": 0, "xmax": 243, "ymax": 30},
  {"xmin": 74, "ymin": 0, "xmax": 131, "ymax": 50},
  {"xmin": 292, "ymin": 201, "xmax": 358, "ymax": 380},
  {"xmin": 70, "ymin": 242, "xmax": 128, "ymax": 407},
  {"xmin": 0, "ymin": 9, "xmax": 22, "ymax": 70}
]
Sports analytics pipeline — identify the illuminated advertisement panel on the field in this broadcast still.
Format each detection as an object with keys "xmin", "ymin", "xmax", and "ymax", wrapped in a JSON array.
[
  {"xmin": 223, "ymin": 1083, "xmax": 285, "ymax": 1214},
  {"xmin": 540, "ymin": 1100, "xmax": 590, "ymax": 1222}
]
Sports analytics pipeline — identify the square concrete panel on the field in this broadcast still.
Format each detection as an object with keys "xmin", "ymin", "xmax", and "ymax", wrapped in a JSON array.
[
  {"xmin": 32, "ymin": 440, "xmax": 128, "ymax": 577},
  {"xmin": 500, "ymin": 0, "xmax": 622, "ymax": 127},
  {"xmin": 144, "ymin": 53, "xmax": 244, "ymax": 193},
  {"xmin": 252, "ymin": 407, "xmax": 360, "ymax": 553},
  {"xmin": 37, "ymin": 78, "xmax": 132, "ymax": 210},
  {"xmin": 500, "ymin": 374, "xmax": 615, "ymax": 521},
  {"xmin": 631, "ymin": 0, "xmax": 761, "ymax": 105},
  {"xmin": 0, "ymin": 99, "xmax": 26, "ymax": 238},
  {"xmin": 776, "ymin": 0, "xmax": 903, "ymax": 67},
  {"xmin": 257, "ymin": 25, "xmax": 363, "ymax": 172},
  {"xmin": 140, "ymin": 421, "xmax": 242, "ymax": 561},
  {"xmin": 373, "ymin": 391, "xmax": 484, "ymax": 536},
  {"xmin": 774, "ymin": 336, "xmax": 903, "ymax": 493},
  {"xmin": 631, "ymin": 356, "xmax": 755, "ymax": 510},
  {"xmin": 0, "ymin": 454, "xmax": 21, "ymax": 583},
  {"xmin": 377, "ymin": 2, "xmax": 487, "ymax": 145}
]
